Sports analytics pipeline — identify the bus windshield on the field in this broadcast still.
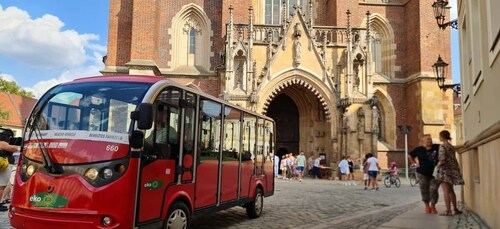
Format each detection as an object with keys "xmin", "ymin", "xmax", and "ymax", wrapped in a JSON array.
[{"xmin": 24, "ymin": 81, "xmax": 151, "ymax": 163}]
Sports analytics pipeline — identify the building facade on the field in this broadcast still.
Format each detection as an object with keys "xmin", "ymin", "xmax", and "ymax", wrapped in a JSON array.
[
  {"xmin": 102, "ymin": 0, "xmax": 453, "ymax": 168},
  {"xmin": 0, "ymin": 92, "xmax": 37, "ymax": 136},
  {"xmin": 457, "ymin": 0, "xmax": 500, "ymax": 228}
]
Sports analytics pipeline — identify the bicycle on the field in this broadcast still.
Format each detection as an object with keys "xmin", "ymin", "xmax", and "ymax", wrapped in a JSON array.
[
  {"xmin": 409, "ymin": 166, "xmax": 419, "ymax": 187},
  {"xmin": 383, "ymin": 171, "xmax": 401, "ymax": 188}
]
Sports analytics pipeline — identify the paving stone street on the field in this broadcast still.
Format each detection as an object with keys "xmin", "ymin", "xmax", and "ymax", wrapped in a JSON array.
[{"xmin": 0, "ymin": 177, "xmax": 486, "ymax": 229}]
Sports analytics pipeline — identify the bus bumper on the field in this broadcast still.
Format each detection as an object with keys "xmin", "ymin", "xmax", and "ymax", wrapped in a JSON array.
[{"xmin": 9, "ymin": 206, "xmax": 125, "ymax": 229}]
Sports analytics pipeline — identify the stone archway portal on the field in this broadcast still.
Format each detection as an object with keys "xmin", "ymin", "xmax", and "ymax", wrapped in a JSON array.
[{"xmin": 266, "ymin": 94, "xmax": 300, "ymax": 156}]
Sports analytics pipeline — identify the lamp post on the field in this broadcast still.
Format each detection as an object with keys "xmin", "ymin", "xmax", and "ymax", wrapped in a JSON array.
[
  {"xmin": 432, "ymin": 0, "xmax": 458, "ymax": 30},
  {"xmin": 432, "ymin": 55, "xmax": 461, "ymax": 95},
  {"xmin": 397, "ymin": 125, "xmax": 412, "ymax": 180}
]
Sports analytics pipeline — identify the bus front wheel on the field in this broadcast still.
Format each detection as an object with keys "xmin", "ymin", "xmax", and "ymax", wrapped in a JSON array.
[
  {"xmin": 165, "ymin": 201, "xmax": 190, "ymax": 229},
  {"xmin": 246, "ymin": 187, "xmax": 263, "ymax": 219}
]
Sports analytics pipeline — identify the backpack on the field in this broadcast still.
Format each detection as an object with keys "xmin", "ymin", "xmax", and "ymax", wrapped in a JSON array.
[{"xmin": 0, "ymin": 127, "xmax": 15, "ymax": 170}]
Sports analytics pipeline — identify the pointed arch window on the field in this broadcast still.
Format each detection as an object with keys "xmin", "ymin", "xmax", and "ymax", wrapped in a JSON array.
[
  {"xmin": 189, "ymin": 28, "xmax": 196, "ymax": 54},
  {"xmin": 170, "ymin": 4, "xmax": 212, "ymax": 71}
]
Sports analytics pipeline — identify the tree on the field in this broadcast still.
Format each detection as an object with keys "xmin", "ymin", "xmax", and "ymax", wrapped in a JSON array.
[{"xmin": 0, "ymin": 76, "xmax": 35, "ymax": 98}]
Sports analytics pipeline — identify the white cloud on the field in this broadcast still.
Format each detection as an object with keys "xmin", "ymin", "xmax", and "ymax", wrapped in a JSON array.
[
  {"xmin": 0, "ymin": 73, "xmax": 15, "ymax": 82},
  {"xmin": 24, "ymin": 52, "xmax": 104, "ymax": 98},
  {"xmin": 449, "ymin": 0, "xmax": 458, "ymax": 20},
  {"xmin": 0, "ymin": 5, "xmax": 101, "ymax": 69}
]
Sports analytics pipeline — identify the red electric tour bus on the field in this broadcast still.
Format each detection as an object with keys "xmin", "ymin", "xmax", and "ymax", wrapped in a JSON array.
[{"xmin": 9, "ymin": 75, "xmax": 275, "ymax": 228}]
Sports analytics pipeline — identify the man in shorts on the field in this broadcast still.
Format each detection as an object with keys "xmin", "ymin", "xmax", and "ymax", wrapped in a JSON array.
[
  {"xmin": 409, "ymin": 134, "xmax": 440, "ymax": 214},
  {"xmin": 296, "ymin": 151, "xmax": 306, "ymax": 182}
]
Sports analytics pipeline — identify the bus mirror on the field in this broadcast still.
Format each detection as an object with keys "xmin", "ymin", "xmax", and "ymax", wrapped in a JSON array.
[
  {"xmin": 132, "ymin": 103, "xmax": 153, "ymax": 130},
  {"xmin": 130, "ymin": 130, "xmax": 144, "ymax": 149},
  {"xmin": 9, "ymin": 137, "xmax": 22, "ymax": 146}
]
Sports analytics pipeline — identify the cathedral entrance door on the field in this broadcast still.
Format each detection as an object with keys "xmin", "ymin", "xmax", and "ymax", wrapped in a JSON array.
[{"xmin": 266, "ymin": 94, "xmax": 300, "ymax": 155}]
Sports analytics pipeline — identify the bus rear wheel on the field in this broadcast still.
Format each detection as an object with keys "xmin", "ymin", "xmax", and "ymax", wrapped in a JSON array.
[
  {"xmin": 165, "ymin": 201, "xmax": 190, "ymax": 229},
  {"xmin": 246, "ymin": 187, "xmax": 263, "ymax": 219}
]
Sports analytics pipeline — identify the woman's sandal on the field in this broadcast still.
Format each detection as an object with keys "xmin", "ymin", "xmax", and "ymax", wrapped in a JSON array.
[
  {"xmin": 439, "ymin": 210, "xmax": 453, "ymax": 216},
  {"xmin": 453, "ymin": 209, "xmax": 463, "ymax": 215}
]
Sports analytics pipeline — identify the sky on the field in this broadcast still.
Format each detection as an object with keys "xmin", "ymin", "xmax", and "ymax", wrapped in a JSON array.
[{"xmin": 0, "ymin": 0, "xmax": 460, "ymax": 98}]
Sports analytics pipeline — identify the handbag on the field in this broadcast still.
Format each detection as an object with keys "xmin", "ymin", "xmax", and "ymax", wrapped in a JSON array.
[
  {"xmin": 432, "ymin": 165, "xmax": 439, "ymax": 178},
  {"xmin": 0, "ymin": 157, "xmax": 9, "ymax": 171}
]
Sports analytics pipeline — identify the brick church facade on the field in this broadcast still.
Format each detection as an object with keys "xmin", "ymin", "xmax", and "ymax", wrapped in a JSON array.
[{"xmin": 102, "ymin": 0, "xmax": 454, "ymax": 167}]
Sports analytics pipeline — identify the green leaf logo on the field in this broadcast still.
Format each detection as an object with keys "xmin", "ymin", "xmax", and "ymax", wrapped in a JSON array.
[
  {"xmin": 29, "ymin": 193, "xmax": 68, "ymax": 209},
  {"xmin": 144, "ymin": 180, "xmax": 164, "ymax": 190}
]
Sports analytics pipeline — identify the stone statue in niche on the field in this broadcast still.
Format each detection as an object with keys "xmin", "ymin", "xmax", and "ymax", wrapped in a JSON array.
[
  {"xmin": 372, "ymin": 106, "xmax": 379, "ymax": 133},
  {"xmin": 353, "ymin": 54, "xmax": 364, "ymax": 92},
  {"xmin": 293, "ymin": 23, "xmax": 302, "ymax": 67},
  {"xmin": 357, "ymin": 109, "xmax": 365, "ymax": 132},
  {"xmin": 342, "ymin": 113, "xmax": 349, "ymax": 130},
  {"xmin": 234, "ymin": 60, "xmax": 244, "ymax": 88}
]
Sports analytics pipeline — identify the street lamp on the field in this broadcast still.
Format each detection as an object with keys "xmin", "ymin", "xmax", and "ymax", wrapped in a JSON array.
[
  {"xmin": 432, "ymin": 0, "xmax": 458, "ymax": 30},
  {"xmin": 397, "ymin": 125, "xmax": 412, "ymax": 180},
  {"xmin": 432, "ymin": 55, "xmax": 461, "ymax": 95}
]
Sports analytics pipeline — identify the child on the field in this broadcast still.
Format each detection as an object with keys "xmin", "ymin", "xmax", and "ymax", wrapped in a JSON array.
[
  {"xmin": 362, "ymin": 154, "xmax": 370, "ymax": 190},
  {"xmin": 281, "ymin": 155, "xmax": 287, "ymax": 179},
  {"xmin": 389, "ymin": 162, "xmax": 398, "ymax": 181},
  {"xmin": 338, "ymin": 156, "xmax": 350, "ymax": 186}
]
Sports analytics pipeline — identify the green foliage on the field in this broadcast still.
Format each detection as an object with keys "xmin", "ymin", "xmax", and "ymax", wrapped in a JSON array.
[{"xmin": 0, "ymin": 76, "xmax": 35, "ymax": 98}]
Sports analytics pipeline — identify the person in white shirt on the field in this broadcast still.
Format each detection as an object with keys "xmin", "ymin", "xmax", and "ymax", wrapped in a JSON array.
[
  {"xmin": 338, "ymin": 156, "xmax": 350, "ymax": 186},
  {"xmin": 366, "ymin": 153, "xmax": 381, "ymax": 190},
  {"xmin": 274, "ymin": 154, "xmax": 279, "ymax": 177},
  {"xmin": 312, "ymin": 156, "xmax": 322, "ymax": 179},
  {"xmin": 307, "ymin": 153, "xmax": 314, "ymax": 176}
]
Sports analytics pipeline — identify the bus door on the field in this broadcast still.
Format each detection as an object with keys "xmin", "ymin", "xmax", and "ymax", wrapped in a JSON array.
[
  {"xmin": 220, "ymin": 107, "xmax": 240, "ymax": 202},
  {"xmin": 263, "ymin": 121, "xmax": 275, "ymax": 194},
  {"xmin": 137, "ymin": 89, "xmax": 181, "ymax": 223},
  {"xmin": 195, "ymin": 99, "xmax": 221, "ymax": 208},
  {"xmin": 240, "ymin": 114, "xmax": 256, "ymax": 198}
]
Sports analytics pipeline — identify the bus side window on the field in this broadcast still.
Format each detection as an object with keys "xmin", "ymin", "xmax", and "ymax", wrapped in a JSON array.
[
  {"xmin": 144, "ymin": 89, "xmax": 181, "ymax": 160},
  {"xmin": 199, "ymin": 99, "xmax": 222, "ymax": 161},
  {"xmin": 222, "ymin": 107, "xmax": 241, "ymax": 161},
  {"xmin": 242, "ymin": 114, "xmax": 256, "ymax": 162}
]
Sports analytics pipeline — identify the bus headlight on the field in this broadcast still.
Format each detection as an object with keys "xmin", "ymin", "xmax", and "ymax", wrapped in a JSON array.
[
  {"xmin": 26, "ymin": 165, "xmax": 35, "ymax": 176},
  {"xmin": 102, "ymin": 216, "xmax": 112, "ymax": 226},
  {"xmin": 21, "ymin": 164, "xmax": 27, "ymax": 174},
  {"xmin": 102, "ymin": 168, "xmax": 113, "ymax": 180},
  {"xmin": 84, "ymin": 168, "xmax": 99, "ymax": 180}
]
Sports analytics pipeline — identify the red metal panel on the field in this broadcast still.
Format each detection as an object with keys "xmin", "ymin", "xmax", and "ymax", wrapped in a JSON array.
[
  {"xmin": 194, "ymin": 160, "xmax": 218, "ymax": 208},
  {"xmin": 220, "ymin": 161, "xmax": 238, "ymax": 202}
]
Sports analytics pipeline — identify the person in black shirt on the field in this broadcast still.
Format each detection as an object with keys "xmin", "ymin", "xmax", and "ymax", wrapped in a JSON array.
[{"xmin": 409, "ymin": 134, "xmax": 439, "ymax": 214}]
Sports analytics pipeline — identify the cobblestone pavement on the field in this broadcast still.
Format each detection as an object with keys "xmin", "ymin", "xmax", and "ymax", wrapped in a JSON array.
[{"xmin": 0, "ymin": 177, "xmax": 488, "ymax": 228}]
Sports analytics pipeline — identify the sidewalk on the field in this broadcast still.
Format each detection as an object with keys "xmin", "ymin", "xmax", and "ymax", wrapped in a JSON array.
[{"xmin": 379, "ymin": 198, "xmax": 489, "ymax": 229}]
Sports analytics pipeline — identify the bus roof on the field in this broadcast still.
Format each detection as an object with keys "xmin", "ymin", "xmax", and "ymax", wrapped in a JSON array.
[
  {"xmin": 64, "ymin": 75, "xmax": 274, "ymax": 122},
  {"xmin": 68, "ymin": 75, "xmax": 165, "ymax": 84}
]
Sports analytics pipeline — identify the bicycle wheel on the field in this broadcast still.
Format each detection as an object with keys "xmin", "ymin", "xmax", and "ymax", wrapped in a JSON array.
[
  {"xmin": 395, "ymin": 177, "xmax": 401, "ymax": 188},
  {"xmin": 384, "ymin": 176, "xmax": 392, "ymax": 188},
  {"xmin": 409, "ymin": 174, "xmax": 418, "ymax": 187}
]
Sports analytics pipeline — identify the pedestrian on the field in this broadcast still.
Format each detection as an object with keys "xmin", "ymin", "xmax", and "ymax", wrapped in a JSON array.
[
  {"xmin": 435, "ymin": 130, "xmax": 465, "ymax": 216},
  {"xmin": 408, "ymin": 134, "xmax": 440, "ymax": 214},
  {"xmin": 362, "ymin": 154, "xmax": 370, "ymax": 190},
  {"xmin": 312, "ymin": 156, "xmax": 322, "ymax": 179},
  {"xmin": 281, "ymin": 155, "xmax": 287, "ymax": 179},
  {"xmin": 389, "ymin": 162, "xmax": 398, "ymax": 179},
  {"xmin": 296, "ymin": 151, "xmax": 306, "ymax": 182},
  {"xmin": 286, "ymin": 153, "xmax": 294, "ymax": 180},
  {"xmin": 274, "ymin": 154, "xmax": 279, "ymax": 177},
  {"xmin": 307, "ymin": 153, "xmax": 314, "ymax": 176},
  {"xmin": 347, "ymin": 155, "xmax": 356, "ymax": 185},
  {"xmin": 0, "ymin": 128, "xmax": 18, "ymax": 212},
  {"xmin": 338, "ymin": 156, "xmax": 350, "ymax": 186},
  {"xmin": 366, "ymin": 153, "xmax": 380, "ymax": 190}
]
